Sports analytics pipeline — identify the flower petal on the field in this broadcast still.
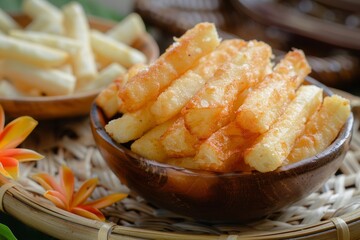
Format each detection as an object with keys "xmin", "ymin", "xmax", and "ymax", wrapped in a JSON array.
[
  {"xmin": 0, "ymin": 148, "xmax": 44, "ymax": 162},
  {"xmin": 71, "ymin": 178, "xmax": 98, "ymax": 208},
  {"xmin": 85, "ymin": 193, "xmax": 128, "ymax": 209},
  {"xmin": 32, "ymin": 173, "xmax": 62, "ymax": 192},
  {"xmin": 0, "ymin": 157, "xmax": 19, "ymax": 179},
  {"xmin": 0, "ymin": 105, "xmax": 4, "ymax": 132},
  {"xmin": 0, "ymin": 163, "xmax": 11, "ymax": 178},
  {"xmin": 44, "ymin": 190, "xmax": 67, "ymax": 210},
  {"xmin": 71, "ymin": 206, "xmax": 105, "ymax": 221},
  {"xmin": 0, "ymin": 116, "xmax": 38, "ymax": 150},
  {"xmin": 60, "ymin": 165, "xmax": 74, "ymax": 206}
]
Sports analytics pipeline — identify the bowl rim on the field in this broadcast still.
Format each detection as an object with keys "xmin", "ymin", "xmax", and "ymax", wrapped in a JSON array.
[
  {"xmin": 0, "ymin": 88, "xmax": 100, "ymax": 102},
  {"xmin": 91, "ymin": 76, "xmax": 354, "ymax": 177}
]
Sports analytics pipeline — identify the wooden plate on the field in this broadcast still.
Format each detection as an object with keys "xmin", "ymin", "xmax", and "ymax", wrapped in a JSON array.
[
  {"xmin": 232, "ymin": 0, "xmax": 360, "ymax": 50},
  {"xmin": 0, "ymin": 14, "xmax": 159, "ymax": 120}
]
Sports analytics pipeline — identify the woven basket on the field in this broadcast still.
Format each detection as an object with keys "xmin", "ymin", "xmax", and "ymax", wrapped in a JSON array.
[{"xmin": 0, "ymin": 90, "xmax": 359, "ymax": 239}]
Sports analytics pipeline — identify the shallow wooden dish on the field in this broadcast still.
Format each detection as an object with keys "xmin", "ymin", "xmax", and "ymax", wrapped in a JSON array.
[
  {"xmin": 0, "ymin": 14, "xmax": 159, "ymax": 120},
  {"xmin": 232, "ymin": 0, "xmax": 360, "ymax": 50},
  {"xmin": 90, "ymin": 77, "xmax": 354, "ymax": 223}
]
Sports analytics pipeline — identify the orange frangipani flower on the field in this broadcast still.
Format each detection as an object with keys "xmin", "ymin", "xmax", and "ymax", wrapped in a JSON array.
[
  {"xmin": 0, "ymin": 105, "xmax": 44, "ymax": 179},
  {"xmin": 32, "ymin": 165, "xmax": 128, "ymax": 221}
]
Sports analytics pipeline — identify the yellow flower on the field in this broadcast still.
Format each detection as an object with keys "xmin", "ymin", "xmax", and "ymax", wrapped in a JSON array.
[
  {"xmin": 33, "ymin": 165, "xmax": 127, "ymax": 221},
  {"xmin": 0, "ymin": 105, "xmax": 43, "ymax": 179}
]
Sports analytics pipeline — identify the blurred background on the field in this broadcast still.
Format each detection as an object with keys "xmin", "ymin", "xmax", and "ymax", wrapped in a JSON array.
[
  {"xmin": 0, "ymin": 0, "xmax": 360, "ymax": 239},
  {"xmin": 1, "ymin": 0, "xmax": 359, "ymax": 90},
  {"xmin": 133, "ymin": 0, "xmax": 360, "ymax": 91}
]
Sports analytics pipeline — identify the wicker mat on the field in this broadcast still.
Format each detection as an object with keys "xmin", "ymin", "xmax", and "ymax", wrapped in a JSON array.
[{"xmin": 3, "ymin": 102, "xmax": 356, "ymax": 238}]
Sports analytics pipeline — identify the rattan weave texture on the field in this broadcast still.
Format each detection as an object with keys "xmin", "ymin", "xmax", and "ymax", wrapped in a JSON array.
[{"xmin": 0, "ymin": 103, "xmax": 359, "ymax": 239}]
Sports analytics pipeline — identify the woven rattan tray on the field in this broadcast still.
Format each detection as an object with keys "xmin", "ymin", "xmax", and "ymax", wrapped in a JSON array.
[{"xmin": 0, "ymin": 93, "xmax": 359, "ymax": 239}]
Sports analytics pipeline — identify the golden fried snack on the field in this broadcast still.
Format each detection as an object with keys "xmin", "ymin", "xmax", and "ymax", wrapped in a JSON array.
[
  {"xmin": 193, "ymin": 122, "xmax": 258, "ymax": 172},
  {"xmin": 97, "ymin": 20, "xmax": 351, "ymax": 174},
  {"xmin": 95, "ymin": 81, "xmax": 122, "ymax": 119},
  {"xmin": 192, "ymin": 51, "xmax": 311, "ymax": 172},
  {"xmin": 236, "ymin": 49, "xmax": 311, "ymax": 134},
  {"xmin": 287, "ymin": 95, "xmax": 351, "ymax": 163},
  {"xmin": 96, "ymin": 63, "xmax": 147, "ymax": 118},
  {"xmin": 126, "ymin": 63, "xmax": 148, "ymax": 80},
  {"xmin": 9, "ymin": 30, "xmax": 81, "ymax": 55},
  {"xmin": 160, "ymin": 41, "xmax": 272, "ymax": 157},
  {"xmin": 182, "ymin": 40, "xmax": 272, "ymax": 140},
  {"xmin": 244, "ymin": 85, "xmax": 323, "ymax": 172},
  {"xmin": 161, "ymin": 117, "xmax": 198, "ymax": 157},
  {"xmin": 0, "ymin": 35, "xmax": 69, "ymax": 68},
  {"xmin": 23, "ymin": 0, "xmax": 64, "ymax": 35},
  {"xmin": 105, "ymin": 41, "xmax": 244, "ymax": 143},
  {"xmin": 118, "ymin": 22, "xmax": 220, "ymax": 112},
  {"xmin": 106, "ymin": 13, "xmax": 146, "ymax": 45},
  {"xmin": 151, "ymin": 39, "xmax": 247, "ymax": 124},
  {"xmin": 105, "ymin": 102, "xmax": 156, "ymax": 143},
  {"xmin": 3, "ymin": 59, "xmax": 76, "ymax": 96},
  {"xmin": 105, "ymin": 26, "xmax": 228, "ymax": 143},
  {"xmin": 131, "ymin": 119, "xmax": 175, "ymax": 162},
  {"xmin": 81, "ymin": 62, "xmax": 126, "ymax": 92},
  {"xmin": 25, "ymin": 14, "xmax": 64, "ymax": 35},
  {"xmin": 90, "ymin": 30, "xmax": 147, "ymax": 68},
  {"xmin": 63, "ymin": 2, "xmax": 97, "ymax": 86}
]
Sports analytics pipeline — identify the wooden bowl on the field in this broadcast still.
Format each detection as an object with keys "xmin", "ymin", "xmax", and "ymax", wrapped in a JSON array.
[
  {"xmin": 0, "ymin": 14, "xmax": 159, "ymax": 120},
  {"xmin": 90, "ymin": 77, "xmax": 354, "ymax": 223}
]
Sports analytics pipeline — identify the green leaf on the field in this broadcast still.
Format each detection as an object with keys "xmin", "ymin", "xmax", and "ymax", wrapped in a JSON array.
[{"xmin": 0, "ymin": 224, "xmax": 17, "ymax": 240}]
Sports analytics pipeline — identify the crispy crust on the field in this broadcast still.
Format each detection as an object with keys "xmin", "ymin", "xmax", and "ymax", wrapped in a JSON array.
[
  {"xmin": 236, "ymin": 49, "xmax": 311, "ymax": 134},
  {"xmin": 182, "ymin": 40, "xmax": 272, "ymax": 139},
  {"xmin": 118, "ymin": 22, "xmax": 220, "ymax": 112}
]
